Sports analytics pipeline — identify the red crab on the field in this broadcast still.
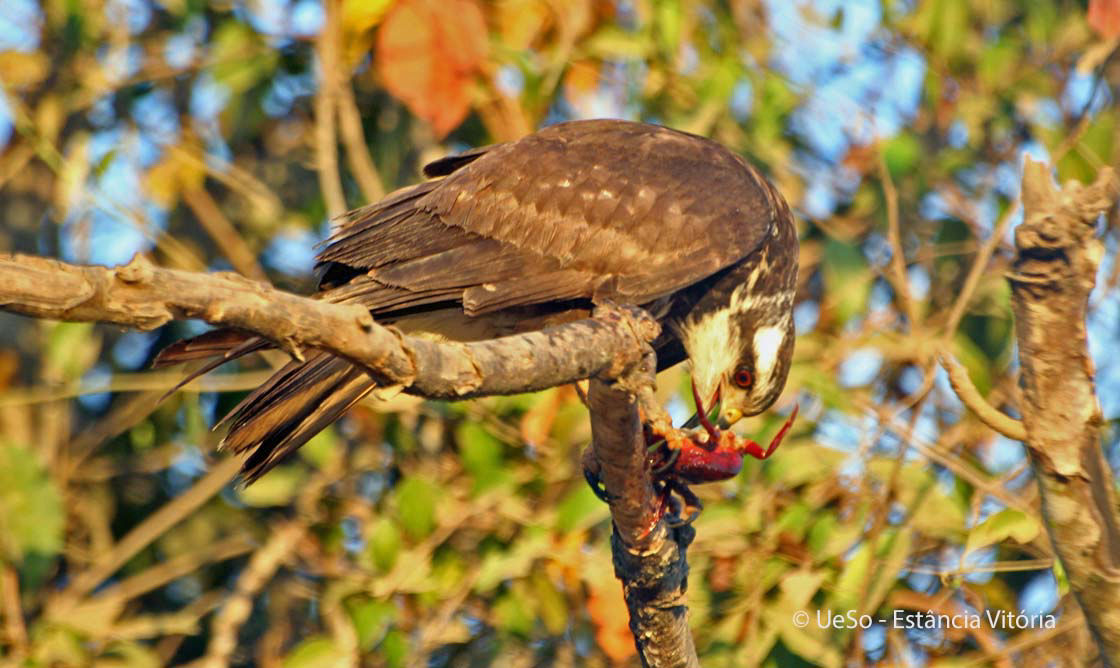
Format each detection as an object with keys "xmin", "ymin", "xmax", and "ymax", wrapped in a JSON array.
[{"xmin": 585, "ymin": 380, "xmax": 799, "ymax": 528}]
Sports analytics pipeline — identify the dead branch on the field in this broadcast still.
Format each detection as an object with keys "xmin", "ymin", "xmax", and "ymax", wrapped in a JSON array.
[
  {"xmin": 588, "ymin": 354, "xmax": 700, "ymax": 667},
  {"xmin": 0, "ymin": 251, "xmax": 694, "ymax": 663},
  {"xmin": 0, "ymin": 253, "xmax": 657, "ymax": 401},
  {"xmin": 1008, "ymin": 159, "xmax": 1120, "ymax": 664},
  {"xmin": 938, "ymin": 350, "xmax": 1027, "ymax": 441}
]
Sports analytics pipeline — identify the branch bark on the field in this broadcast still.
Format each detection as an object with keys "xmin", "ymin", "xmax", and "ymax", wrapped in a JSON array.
[
  {"xmin": 0, "ymin": 251, "xmax": 703, "ymax": 663},
  {"xmin": 1008, "ymin": 160, "xmax": 1120, "ymax": 664},
  {"xmin": 0, "ymin": 253, "xmax": 655, "ymax": 400},
  {"xmin": 588, "ymin": 357, "xmax": 700, "ymax": 667}
]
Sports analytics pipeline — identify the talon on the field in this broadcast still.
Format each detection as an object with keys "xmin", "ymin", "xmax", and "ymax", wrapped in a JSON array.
[
  {"xmin": 651, "ymin": 447, "xmax": 679, "ymax": 475},
  {"xmin": 581, "ymin": 447, "xmax": 615, "ymax": 503},
  {"xmin": 583, "ymin": 465, "xmax": 615, "ymax": 503},
  {"xmin": 664, "ymin": 479, "xmax": 703, "ymax": 526}
]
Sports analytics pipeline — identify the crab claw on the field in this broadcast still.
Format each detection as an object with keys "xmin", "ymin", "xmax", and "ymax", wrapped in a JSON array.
[
  {"xmin": 690, "ymin": 379, "xmax": 722, "ymax": 449},
  {"xmin": 739, "ymin": 403, "xmax": 799, "ymax": 460}
]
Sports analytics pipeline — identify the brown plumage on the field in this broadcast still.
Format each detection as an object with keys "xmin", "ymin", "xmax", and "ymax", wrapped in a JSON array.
[{"xmin": 155, "ymin": 119, "xmax": 799, "ymax": 481}]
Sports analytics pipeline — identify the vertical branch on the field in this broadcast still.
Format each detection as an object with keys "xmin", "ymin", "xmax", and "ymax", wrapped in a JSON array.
[
  {"xmin": 181, "ymin": 187, "xmax": 268, "ymax": 282},
  {"xmin": 337, "ymin": 80, "xmax": 385, "ymax": 202},
  {"xmin": 62, "ymin": 457, "xmax": 241, "ymax": 599},
  {"xmin": 314, "ymin": 0, "xmax": 346, "ymax": 218},
  {"xmin": 585, "ymin": 304, "xmax": 699, "ymax": 667},
  {"xmin": 878, "ymin": 151, "xmax": 918, "ymax": 327},
  {"xmin": 200, "ymin": 520, "xmax": 307, "ymax": 668},
  {"xmin": 1008, "ymin": 159, "xmax": 1120, "ymax": 663},
  {"xmin": 1, "ymin": 566, "xmax": 28, "ymax": 659}
]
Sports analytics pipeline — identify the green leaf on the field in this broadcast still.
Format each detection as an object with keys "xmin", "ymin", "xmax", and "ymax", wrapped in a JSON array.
[
  {"xmin": 767, "ymin": 443, "xmax": 849, "ymax": 488},
  {"xmin": 236, "ymin": 466, "xmax": 306, "ymax": 507},
  {"xmin": 806, "ymin": 508, "xmax": 867, "ymax": 561},
  {"xmin": 555, "ymin": 483, "xmax": 610, "ymax": 532},
  {"xmin": 773, "ymin": 500, "xmax": 815, "ymax": 541},
  {"xmin": 978, "ymin": 36, "xmax": 1020, "ymax": 90},
  {"xmin": 822, "ymin": 239, "xmax": 871, "ymax": 326},
  {"xmin": 584, "ymin": 26, "xmax": 654, "ymax": 59},
  {"xmin": 531, "ymin": 571, "xmax": 569, "ymax": 635},
  {"xmin": 965, "ymin": 508, "xmax": 1041, "ymax": 556},
  {"xmin": 867, "ymin": 460, "xmax": 967, "ymax": 539},
  {"xmin": 474, "ymin": 527, "xmax": 551, "ymax": 593},
  {"xmin": 865, "ymin": 528, "xmax": 913, "ymax": 615},
  {"xmin": 44, "ymin": 321, "xmax": 99, "ymax": 381},
  {"xmin": 381, "ymin": 629, "xmax": 409, "ymax": 668},
  {"xmin": 210, "ymin": 20, "xmax": 278, "ymax": 94},
  {"xmin": 883, "ymin": 132, "xmax": 921, "ymax": 178},
  {"xmin": 654, "ymin": 0, "xmax": 682, "ymax": 55},
  {"xmin": 827, "ymin": 529, "xmax": 912, "ymax": 620},
  {"xmin": 0, "ymin": 442, "xmax": 64, "ymax": 564},
  {"xmin": 299, "ymin": 425, "xmax": 340, "ymax": 469},
  {"xmin": 344, "ymin": 596, "xmax": 396, "ymax": 651},
  {"xmin": 99, "ymin": 641, "xmax": 162, "ymax": 668},
  {"xmin": 456, "ymin": 422, "xmax": 509, "ymax": 494},
  {"xmin": 367, "ymin": 516, "xmax": 401, "ymax": 573},
  {"xmin": 1057, "ymin": 111, "xmax": 1116, "ymax": 184},
  {"xmin": 394, "ymin": 476, "xmax": 438, "ymax": 539},
  {"xmin": 493, "ymin": 583, "xmax": 536, "ymax": 636},
  {"xmin": 283, "ymin": 635, "xmax": 348, "ymax": 668}
]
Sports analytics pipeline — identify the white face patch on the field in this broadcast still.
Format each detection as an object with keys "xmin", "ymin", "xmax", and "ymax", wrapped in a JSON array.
[
  {"xmin": 678, "ymin": 283, "xmax": 795, "ymax": 408},
  {"xmin": 752, "ymin": 324, "xmax": 787, "ymax": 392},
  {"xmin": 680, "ymin": 308, "xmax": 738, "ymax": 405}
]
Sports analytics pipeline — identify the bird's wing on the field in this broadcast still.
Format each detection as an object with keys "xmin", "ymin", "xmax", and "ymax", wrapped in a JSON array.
[{"xmin": 317, "ymin": 119, "xmax": 788, "ymax": 315}]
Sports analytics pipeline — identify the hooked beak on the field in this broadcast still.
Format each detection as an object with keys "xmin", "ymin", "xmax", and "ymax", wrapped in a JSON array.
[{"xmin": 718, "ymin": 407, "xmax": 743, "ymax": 429}]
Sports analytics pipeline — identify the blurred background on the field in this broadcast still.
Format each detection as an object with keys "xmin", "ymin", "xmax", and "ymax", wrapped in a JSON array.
[{"xmin": 0, "ymin": 0, "xmax": 1118, "ymax": 665}]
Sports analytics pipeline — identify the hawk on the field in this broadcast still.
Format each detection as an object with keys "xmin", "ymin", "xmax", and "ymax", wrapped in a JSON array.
[{"xmin": 157, "ymin": 119, "xmax": 799, "ymax": 488}]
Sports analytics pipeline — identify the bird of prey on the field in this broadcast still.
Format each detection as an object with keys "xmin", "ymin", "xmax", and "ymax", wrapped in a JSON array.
[{"xmin": 156, "ymin": 119, "xmax": 799, "ymax": 492}]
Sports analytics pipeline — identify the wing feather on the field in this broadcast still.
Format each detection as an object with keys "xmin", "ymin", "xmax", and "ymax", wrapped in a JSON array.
[{"xmin": 313, "ymin": 118, "xmax": 785, "ymax": 318}]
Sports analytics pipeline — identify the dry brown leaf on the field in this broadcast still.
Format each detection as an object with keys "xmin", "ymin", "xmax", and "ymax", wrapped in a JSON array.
[
  {"xmin": 376, "ymin": 0, "xmax": 489, "ymax": 138},
  {"xmin": 587, "ymin": 577, "xmax": 636, "ymax": 662},
  {"xmin": 1089, "ymin": 0, "xmax": 1120, "ymax": 39}
]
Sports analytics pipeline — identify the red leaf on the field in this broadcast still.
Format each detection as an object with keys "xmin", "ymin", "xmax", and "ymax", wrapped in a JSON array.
[
  {"xmin": 376, "ymin": 0, "xmax": 489, "ymax": 138},
  {"xmin": 1089, "ymin": 0, "xmax": 1120, "ymax": 40}
]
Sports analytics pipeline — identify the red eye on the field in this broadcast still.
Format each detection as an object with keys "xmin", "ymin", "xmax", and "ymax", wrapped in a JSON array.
[{"xmin": 732, "ymin": 366, "xmax": 753, "ymax": 389}]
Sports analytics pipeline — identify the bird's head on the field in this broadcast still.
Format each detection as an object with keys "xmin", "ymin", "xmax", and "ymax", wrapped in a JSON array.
[{"xmin": 681, "ymin": 294, "xmax": 795, "ymax": 427}]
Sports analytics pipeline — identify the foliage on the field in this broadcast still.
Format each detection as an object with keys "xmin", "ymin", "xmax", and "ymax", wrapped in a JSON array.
[{"xmin": 0, "ymin": 0, "xmax": 1118, "ymax": 665}]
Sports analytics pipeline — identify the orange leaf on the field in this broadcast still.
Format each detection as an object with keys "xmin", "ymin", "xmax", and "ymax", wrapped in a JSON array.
[
  {"xmin": 376, "ymin": 0, "xmax": 489, "ymax": 137},
  {"xmin": 587, "ymin": 578, "xmax": 636, "ymax": 662},
  {"xmin": 1089, "ymin": 0, "xmax": 1120, "ymax": 40},
  {"xmin": 564, "ymin": 60, "xmax": 601, "ymax": 98}
]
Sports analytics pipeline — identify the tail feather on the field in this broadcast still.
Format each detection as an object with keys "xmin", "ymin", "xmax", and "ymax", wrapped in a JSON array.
[
  {"xmin": 222, "ymin": 353, "xmax": 375, "ymax": 482},
  {"xmin": 153, "ymin": 329, "xmax": 266, "ymax": 367},
  {"xmin": 155, "ymin": 332, "xmax": 375, "ymax": 481},
  {"xmin": 153, "ymin": 330, "xmax": 271, "ymax": 400}
]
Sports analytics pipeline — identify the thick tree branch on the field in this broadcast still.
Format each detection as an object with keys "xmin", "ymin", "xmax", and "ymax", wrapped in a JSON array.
[
  {"xmin": 0, "ymin": 251, "xmax": 702, "ymax": 663},
  {"xmin": 1008, "ymin": 160, "xmax": 1120, "ymax": 664},
  {"xmin": 0, "ymin": 253, "xmax": 656, "ymax": 401},
  {"xmin": 588, "ymin": 361, "xmax": 700, "ymax": 668}
]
